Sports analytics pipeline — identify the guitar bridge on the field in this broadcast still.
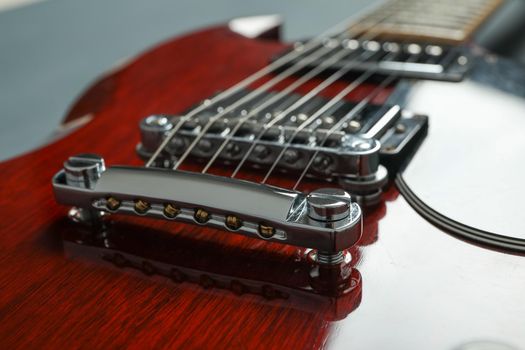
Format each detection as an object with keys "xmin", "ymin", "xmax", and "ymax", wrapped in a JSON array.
[{"xmin": 53, "ymin": 154, "xmax": 362, "ymax": 264}]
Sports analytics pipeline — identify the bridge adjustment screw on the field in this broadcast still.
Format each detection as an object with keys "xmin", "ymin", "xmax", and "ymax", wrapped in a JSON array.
[
  {"xmin": 258, "ymin": 224, "xmax": 275, "ymax": 238},
  {"xmin": 134, "ymin": 199, "xmax": 150, "ymax": 214},
  {"xmin": 225, "ymin": 215, "xmax": 243, "ymax": 230},
  {"xmin": 163, "ymin": 203, "xmax": 180, "ymax": 218},
  {"xmin": 106, "ymin": 197, "xmax": 121, "ymax": 211},
  {"xmin": 194, "ymin": 208, "xmax": 210, "ymax": 223}
]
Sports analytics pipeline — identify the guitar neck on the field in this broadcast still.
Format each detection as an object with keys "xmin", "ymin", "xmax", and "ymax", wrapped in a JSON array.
[{"xmin": 353, "ymin": 0, "xmax": 503, "ymax": 44}]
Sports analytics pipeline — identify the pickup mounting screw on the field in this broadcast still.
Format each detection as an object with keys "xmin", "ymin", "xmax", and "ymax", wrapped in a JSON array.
[
  {"xmin": 194, "ymin": 208, "xmax": 210, "ymax": 223},
  {"xmin": 134, "ymin": 199, "xmax": 150, "ymax": 214},
  {"xmin": 225, "ymin": 215, "xmax": 242, "ymax": 230},
  {"xmin": 258, "ymin": 224, "xmax": 275, "ymax": 238},
  {"xmin": 106, "ymin": 196, "xmax": 121, "ymax": 211},
  {"xmin": 395, "ymin": 123, "xmax": 406, "ymax": 134},
  {"xmin": 163, "ymin": 203, "xmax": 180, "ymax": 218}
]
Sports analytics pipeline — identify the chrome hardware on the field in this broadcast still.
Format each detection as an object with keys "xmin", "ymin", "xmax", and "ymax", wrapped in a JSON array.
[
  {"xmin": 306, "ymin": 188, "xmax": 359, "ymax": 265},
  {"xmin": 53, "ymin": 156, "xmax": 363, "ymax": 263},
  {"xmin": 139, "ymin": 115, "xmax": 174, "ymax": 152},
  {"xmin": 137, "ymin": 91, "xmax": 428, "ymax": 205},
  {"xmin": 63, "ymin": 154, "xmax": 107, "ymax": 224},
  {"xmin": 307, "ymin": 188, "xmax": 352, "ymax": 222},
  {"xmin": 64, "ymin": 153, "xmax": 105, "ymax": 189}
]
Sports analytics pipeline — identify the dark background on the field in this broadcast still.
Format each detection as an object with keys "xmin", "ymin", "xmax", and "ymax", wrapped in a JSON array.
[{"xmin": 1, "ymin": 0, "xmax": 524, "ymax": 161}]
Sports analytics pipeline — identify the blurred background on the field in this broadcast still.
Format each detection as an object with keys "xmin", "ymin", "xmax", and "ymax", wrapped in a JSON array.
[{"xmin": 1, "ymin": 0, "xmax": 525, "ymax": 161}]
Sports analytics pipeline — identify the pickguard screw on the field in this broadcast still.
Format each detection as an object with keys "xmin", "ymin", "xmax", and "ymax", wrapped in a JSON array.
[
  {"xmin": 258, "ymin": 224, "xmax": 275, "ymax": 238},
  {"xmin": 194, "ymin": 208, "xmax": 210, "ymax": 223},
  {"xmin": 106, "ymin": 196, "xmax": 121, "ymax": 211},
  {"xmin": 395, "ymin": 123, "xmax": 406, "ymax": 134},
  {"xmin": 163, "ymin": 203, "xmax": 180, "ymax": 218},
  {"xmin": 225, "ymin": 215, "xmax": 243, "ymax": 230},
  {"xmin": 134, "ymin": 199, "xmax": 150, "ymax": 214},
  {"xmin": 458, "ymin": 55, "xmax": 468, "ymax": 65}
]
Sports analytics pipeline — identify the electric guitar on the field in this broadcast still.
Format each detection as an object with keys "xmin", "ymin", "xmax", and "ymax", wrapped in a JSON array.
[{"xmin": 1, "ymin": 0, "xmax": 525, "ymax": 348}]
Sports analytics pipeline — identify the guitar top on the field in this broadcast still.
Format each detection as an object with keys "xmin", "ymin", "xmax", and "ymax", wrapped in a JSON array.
[{"xmin": 1, "ymin": 0, "xmax": 525, "ymax": 349}]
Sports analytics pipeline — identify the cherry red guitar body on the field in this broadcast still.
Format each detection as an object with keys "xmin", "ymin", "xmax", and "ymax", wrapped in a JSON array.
[{"xmin": 0, "ymin": 20, "xmax": 524, "ymax": 350}]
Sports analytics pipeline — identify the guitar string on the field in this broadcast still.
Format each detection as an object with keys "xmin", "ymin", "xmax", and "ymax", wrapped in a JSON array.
[
  {"xmin": 288, "ymin": 53, "xmax": 422, "ymax": 189},
  {"xmin": 260, "ymin": 74, "xmax": 392, "ymax": 184},
  {"xmin": 144, "ymin": 41, "xmax": 327, "ymax": 168},
  {"xmin": 200, "ymin": 30, "xmax": 390, "ymax": 174},
  {"xmin": 291, "ymin": 76, "xmax": 397, "ymax": 188},
  {"xmin": 229, "ymin": 50, "xmax": 399, "ymax": 178},
  {"xmin": 144, "ymin": 2, "xmax": 386, "ymax": 168},
  {"xmin": 170, "ymin": 15, "xmax": 393, "ymax": 171},
  {"xmin": 291, "ymin": 52, "xmax": 425, "ymax": 189},
  {"xmin": 261, "ymin": 51, "xmax": 423, "ymax": 185}
]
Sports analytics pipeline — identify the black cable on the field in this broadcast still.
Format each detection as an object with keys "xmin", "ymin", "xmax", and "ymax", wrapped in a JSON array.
[{"xmin": 395, "ymin": 173, "xmax": 525, "ymax": 254}]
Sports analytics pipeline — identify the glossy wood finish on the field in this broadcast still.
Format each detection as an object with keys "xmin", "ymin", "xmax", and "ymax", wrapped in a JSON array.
[{"xmin": 0, "ymin": 25, "xmax": 524, "ymax": 349}]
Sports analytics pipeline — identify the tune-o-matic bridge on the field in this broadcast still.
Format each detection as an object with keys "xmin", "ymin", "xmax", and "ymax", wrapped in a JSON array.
[
  {"xmin": 275, "ymin": 39, "xmax": 471, "ymax": 81},
  {"xmin": 137, "ymin": 90, "xmax": 427, "ymax": 203},
  {"xmin": 52, "ymin": 154, "xmax": 362, "ymax": 264}
]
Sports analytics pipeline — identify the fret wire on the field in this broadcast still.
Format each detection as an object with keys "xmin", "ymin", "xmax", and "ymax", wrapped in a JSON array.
[{"xmin": 356, "ymin": 0, "xmax": 502, "ymax": 44}]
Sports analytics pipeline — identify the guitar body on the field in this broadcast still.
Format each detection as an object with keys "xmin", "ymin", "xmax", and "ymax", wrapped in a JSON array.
[{"xmin": 1, "ymin": 20, "xmax": 524, "ymax": 350}]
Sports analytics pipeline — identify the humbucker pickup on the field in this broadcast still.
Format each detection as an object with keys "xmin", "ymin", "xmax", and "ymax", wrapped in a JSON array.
[
  {"xmin": 274, "ymin": 39, "xmax": 471, "ymax": 81},
  {"xmin": 53, "ymin": 155, "xmax": 362, "ymax": 265}
]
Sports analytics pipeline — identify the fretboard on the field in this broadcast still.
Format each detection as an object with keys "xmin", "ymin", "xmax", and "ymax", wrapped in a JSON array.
[{"xmin": 352, "ymin": 0, "xmax": 503, "ymax": 44}]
